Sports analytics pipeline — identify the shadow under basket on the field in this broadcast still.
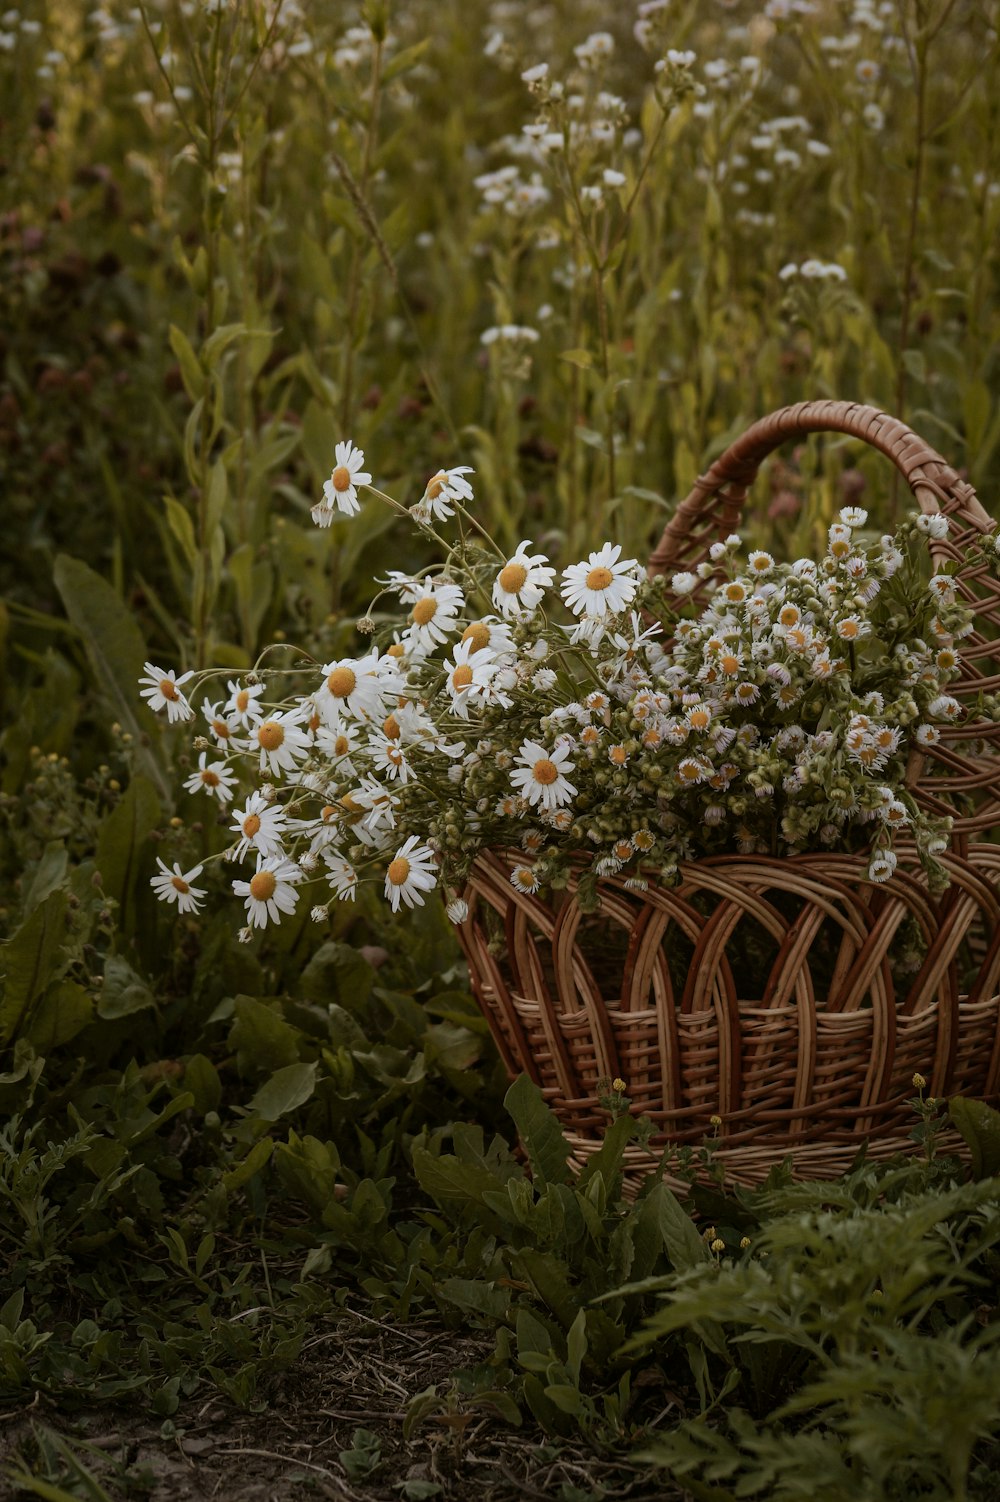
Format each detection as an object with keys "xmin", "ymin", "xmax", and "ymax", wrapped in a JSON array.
[
  {"xmin": 458, "ymin": 846, "xmax": 1000, "ymax": 1186},
  {"xmin": 455, "ymin": 400, "xmax": 1000, "ymax": 1184}
]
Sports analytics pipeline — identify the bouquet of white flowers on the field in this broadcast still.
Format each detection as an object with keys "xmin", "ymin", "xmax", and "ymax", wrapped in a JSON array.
[{"xmin": 139, "ymin": 440, "xmax": 1000, "ymax": 938}]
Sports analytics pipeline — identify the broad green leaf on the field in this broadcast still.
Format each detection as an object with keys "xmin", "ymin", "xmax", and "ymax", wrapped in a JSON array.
[
  {"xmin": 184, "ymin": 1053, "xmax": 222, "ymax": 1114},
  {"xmin": 229, "ymin": 995, "xmax": 301, "ymax": 1073},
  {"xmin": 53, "ymin": 555, "xmax": 169, "ymax": 800},
  {"xmin": 949, "ymin": 1096, "xmax": 1000, "ymax": 1180},
  {"xmin": 300, "ymin": 940, "xmax": 375, "ymax": 1009},
  {"xmin": 504, "ymin": 1075, "xmax": 570, "ymax": 1186},
  {"xmin": 28, "ymin": 979, "xmax": 93, "ymax": 1052},
  {"xmin": 249, "ymin": 1061, "xmax": 317, "ymax": 1120},
  {"xmin": 95, "ymin": 775, "xmax": 161, "ymax": 934},
  {"xmin": 20, "ymin": 841, "xmax": 68, "ymax": 917},
  {"xmin": 648, "ymin": 1181, "xmax": 711, "ymax": 1270},
  {"xmin": 411, "ymin": 1147, "xmax": 503, "ymax": 1208},
  {"xmin": 163, "ymin": 495, "xmax": 198, "ymax": 565},
  {"xmin": 0, "ymin": 889, "xmax": 68, "ymax": 1047}
]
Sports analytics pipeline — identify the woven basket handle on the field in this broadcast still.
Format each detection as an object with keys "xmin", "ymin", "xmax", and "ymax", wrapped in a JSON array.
[{"xmin": 648, "ymin": 399, "xmax": 993, "ymax": 578}]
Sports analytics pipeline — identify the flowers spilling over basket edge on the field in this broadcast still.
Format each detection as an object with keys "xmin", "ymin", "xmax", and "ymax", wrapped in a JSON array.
[{"xmin": 140, "ymin": 443, "xmax": 1000, "ymax": 937}]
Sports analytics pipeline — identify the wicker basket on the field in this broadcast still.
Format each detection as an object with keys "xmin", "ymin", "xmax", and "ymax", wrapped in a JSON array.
[{"xmin": 458, "ymin": 401, "xmax": 1000, "ymax": 1184}]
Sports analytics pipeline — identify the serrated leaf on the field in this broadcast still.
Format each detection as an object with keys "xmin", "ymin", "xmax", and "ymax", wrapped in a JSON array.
[{"xmin": 504, "ymin": 1075, "xmax": 570, "ymax": 1186}]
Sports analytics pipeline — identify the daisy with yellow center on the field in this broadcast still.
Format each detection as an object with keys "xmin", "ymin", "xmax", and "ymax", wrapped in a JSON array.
[
  {"xmin": 510, "ymin": 864, "xmax": 540, "ymax": 895},
  {"xmin": 383, "ymin": 835, "xmax": 438, "ymax": 912},
  {"xmin": 445, "ymin": 639, "xmax": 507, "ymax": 720},
  {"xmin": 253, "ymin": 707, "xmax": 311, "ymax": 777},
  {"xmin": 403, "ymin": 581, "xmax": 465, "ymax": 653},
  {"xmin": 492, "ymin": 541, "xmax": 556, "ymax": 619},
  {"xmin": 139, "ymin": 661, "xmax": 194, "ymax": 723},
  {"xmin": 509, "ymin": 739, "xmax": 577, "ymax": 811},
  {"xmin": 230, "ymin": 791, "xmax": 287, "ymax": 861},
  {"xmin": 315, "ymin": 714, "xmax": 361, "ymax": 777},
  {"xmin": 318, "ymin": 649, "xmax": 391, "ymax": 724},
  {"xmin": 202, "ymin": 700, "xmax": 239, "ymax": 746},
  {"xmin": 223, "ymin": 678, "xmax": 266, "ymax": 729},
  {"xmin": 747, "ymin": 551, "xmax": 774, "ymax": 575},
  {"xmin": 314, "ymin": 440, "xmax": 372, "ymax": 524},
  {"xmin": 414, "ymin": 465, "xmax": 474, "ymax": 522},
  {"xmin": 183, "ymin": 752, "xmax": 237, "ymax": 805},
  {"xmin": 835, "ymin": 616, "xmax": 870, "ymax": 641},
  {"xmin": 561, "ymin": 542, "xmax": 639, "ymax": 618},
  {"xmin": 150, "ymin": 858, "xmax": 205, "ymax": 914},
  {"xmin": 232, "ymin": 855, "xmax": 304, "ymax": 929}
]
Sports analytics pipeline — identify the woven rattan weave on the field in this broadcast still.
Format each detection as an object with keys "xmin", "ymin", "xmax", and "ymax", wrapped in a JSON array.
[{"xmin": 458, "ymin": 402, "xmax": 1000, "ymax": 1184}]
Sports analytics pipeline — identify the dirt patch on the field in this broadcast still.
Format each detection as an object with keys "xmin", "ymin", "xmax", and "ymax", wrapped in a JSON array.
[{"xmin": 0, "ymin": 1312, "xmax": 686, "ymax": 1501}]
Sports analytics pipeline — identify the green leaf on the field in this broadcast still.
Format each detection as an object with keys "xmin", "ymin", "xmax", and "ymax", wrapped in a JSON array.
[
  {"xmin": 28, "ymin": 979, "xmax": 93, "ymax": 1052},
  {"xmin": 21, "ymin": 841, "xmax": 68, "ymax": 917},
  {"xmin": 949, "ymin": 1097, "xmax": 1000, "ymax": 1180},
  {"xmin": 648, "ymin": 1181, "xmax": 711, "ymax": 1270},
  {"xmin": 98, "ymin": 955, "xmax": 156, "ymax": 1020},
  {"xmin": 95, "ymin": 775, "xmax": 161, "ymax": 934},
  {"xmin": 411, "ymin": 1147, "xmax": 503, "ymax": 1208},
  {"xmin": 0, "ymin": 888, "xmax": 68, "ymax": 1047},
  {"xmin": 249, "ymin": 1061, "xmax": 317, "ymax": 1120},
  {"xmin": 184, "ymin": 1053, "xmax": 222, "ymax": 1114},
  {"xmin": 168, "ymin": 323, "xmax": 205, "ymax": 400},
  {"xmin": 504, "ymin": 1075, "xmax": 570, "ymax": 1186},
  {"xmin": 382, "ymin": 36, "xmax": 430, "ymax": 81},
  {"xmin": 163, "ymin": 495, "xmax": 198, "ymax": 566},
  {"xmin": 229, "ymin": 995, "xmax": 301, "ymax": 1073},
  {"xmin": 52, "ymin": 555, "xmax": 169, "ymax": 800},
  {"xmin": 222, "ymin": 1137, "xmax": 274, "ymax": 1192},
  {"xmin": 560, "ymin": 347, "xmax": 594, "ymax": 370}
]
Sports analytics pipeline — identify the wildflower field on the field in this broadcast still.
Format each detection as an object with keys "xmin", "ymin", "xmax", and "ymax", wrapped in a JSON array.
[{"xmin": 3, "ymin": 0, "xmax": 1000, "ymax": 1498}]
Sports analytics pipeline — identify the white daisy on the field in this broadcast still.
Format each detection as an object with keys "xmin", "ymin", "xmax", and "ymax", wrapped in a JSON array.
[
  {"xmin": 230, "ymin": 791, "xmax": 288, "ymax": 860},
  {"xmin": 314, "ymin": 714, "xmax": 362, "ymax": 776},
  {"xmin": 839, "ymin": 506, "xmax": 868, "ymax": 528},
  {"xmin": 446, "ymin": 897, "xmax": 470, "ymax": 924},
  {"xmin": 183, "ymin": 751, "xmax": 238, "ymax": 805},
  {"xmin": 458, "ymin": 616, "xmax": 516, "ymax": 657},
  {"xmin": 414, "ymin": 465, "xmax": 474, "ymax": 521},
  {"xmin": 403, "ymin": 581, "xmax": 465, "ymax": 652},
  {"xmin": 323, "ymin": 849, "xmax": 359, "ymax": 902},
  {"xmin": 150, "ymin": 858, "xmax": 205, "ymax": 915},
  {"xmin": 510, "ymin": 863, "xmax": 540, "ymax": 894},
  {"xmin": 445, "ymin": 639, "xmax": 507, "ymax": 719},
  {"xmin": 223, "ymin": 678, "xmax": 266, "ymax": 729},
  {"xmin": 138, "ymin": 662, "xmax": 194, "ymax": 723},
  {"xmin": 315, "ymin": 440, "xmax": 371, "ymax": 522},
  {"xmin": 369, "ymin": 733, "xmax": 412, "ymax": 783},
  {"xmin": 492, "ymin": 541, "xmax": 556, "ymax": 618},
  {"xmin": 560, "ymin": 543, "xmax": 639, "ymax": 618},
  {"xmin": 509, "ymin": 739, "xmax": 577, "ymax": 811},
  {"xmin": 318, "ymin": 650, "xmax": 392, "ymax": 724},
  {"xmin": 233, "ymin": 854, "xmax": 304, "ymax": 929},
  {"xmin": 383, "ymin": 835, "xmax": 438, "ymax": 911},
  {"xmin": 252, "ymin": 707, "xmax": 312, "ymax": 776},
  {"xmin": 202, "ymin": 700, "xmax": 240, "ymax": 748}
]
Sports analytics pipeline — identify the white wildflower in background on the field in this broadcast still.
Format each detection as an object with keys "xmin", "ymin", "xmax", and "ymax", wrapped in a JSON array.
[
  {"xmin": 224, "ymin": 678, "xmax": 265, "ymax": 728},
  {"xmin": 314, "ymin": 440, "xmax": 371, "ymax": 524},
  {"xmin": 150, "ymin": 858, "xmax": 205, "ymax": 914},
  {"xmin": 139, "ymin": 662, "xmax": 194, "ymax": 723}
]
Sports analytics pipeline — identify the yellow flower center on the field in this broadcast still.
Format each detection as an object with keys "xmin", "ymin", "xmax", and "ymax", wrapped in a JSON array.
[
  {"xmin": 779, "ymin": 606, "xmax": 799, "ymax": 626},
  {"xmin": 840, "ymin": 620, "xmax": 860, "ymax": 639},
  {"xmin": 532, "ymin": 758, "xmax": 559, "ymax": 785},
  {"xmin": 411, "ymin": 597, "xmax": 437, "ymax": 626},
  {"xmin": 586, "ymin": 566, "xmax": 614, "ymax": 591},
  {"xmin": 170, "ymin": 875, "xmax": 190, "ymax": 893},
  {"xmin": 250, "ymin": 870, "xmax": 277, "ymax": 901},
  {"xmin": 331, "ymin": 464, "xmax": 352, "ymax": 492},
  {"xmin": 308, "ymin": 711, "xmax": 321, "ymax": 733},
  {"xmin": 514, "ymin": 867, "xmax": 535, "ymax": 886},
  {"xmin": 462, "ymin": 622, "xmax": 491, "ymax": 652},
  {"xmin": 426, "ymin": 471, "xmax": 446, "ymax": 499},
  {"xmin": 200, "ymin": 769, "xmax": 220, "ymax": 788},
  {"xmin": 452, "ymin": 664, "xmax": 474, "ymax": 689},
  {"xmin": 212, "ymin": 719, "xmax": 231, "ymax": 739},
  {"xmin": 387, "ymin": 856, "xmax": 410, "ymax": 887},
  {"xmin": 243, "ymin": 813, "xmax": 261, "ymax": 837},
  {"xmin": 724, "ymin": 584, "xmax": 745, "ymax": 602},
  {"xmin": 609, "ymin": 746, "xmax": 628, "ymax": 765},
  {"xmin": 334, "ymin": 734, "xmax": 350, "ymax": 755},
  {"xmin": 720, "ymin": 654, "xmax": 740, "ymax": 675},
  {"xmin": 321, "ymin": 804, "xmax": 336, "ymax": 822},
  {"xmin": 387, "ymin": 642, "xmax": 406, "ymax": 658},
  {"xmin": 236, "ymin": 689, "xmax": 250, "ymax": 712},
  {"xmin": 498, "ymin": 561, "xmax": 528, "ymax": 594},
  {"xmin": 160, "ymin": 679, "xmax": 178, "ymax": 700},
  {"xmin": 688, "ymin": 708, "xmax": 710, "ymax": 730},
  {"xmin": 257, "ymin": 721, "xmax": 284, "ymax": 751},
  {"xmin": 327, "ymin": 666, "xmax": 357, "ymax": 699},
  {"xmin": 383, "ymin": 714, "xmax": 400, "ymax": 739},
  {"xmin": 340, "ymin": 793, "xmax": 363, "ymax": 818}
]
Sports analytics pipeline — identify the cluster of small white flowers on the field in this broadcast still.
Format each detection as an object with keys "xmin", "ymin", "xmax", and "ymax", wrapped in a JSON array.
[{"xmin": 142, "ymin": 447, "xmax": 1000, "ymax": 930}]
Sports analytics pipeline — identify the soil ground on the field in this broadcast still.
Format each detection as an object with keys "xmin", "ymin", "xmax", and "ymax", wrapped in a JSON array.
[{"xmin": 0, "ymin": 1315, "xmax": 686, "ymax": 1502}]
